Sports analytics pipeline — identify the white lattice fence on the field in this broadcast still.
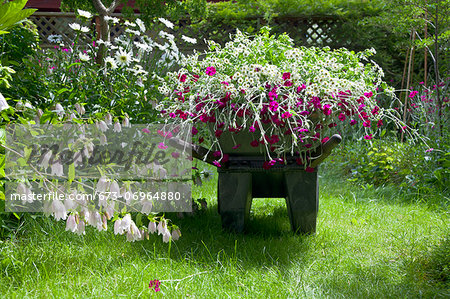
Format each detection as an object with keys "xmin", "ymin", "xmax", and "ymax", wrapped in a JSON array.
[
  {"xmin": 30, "ymin": 12, "xmax": 125, "ymax": 48},
  {"xmin": 30, "ymin": 12, "xmax": 348, "ymax": 50}
]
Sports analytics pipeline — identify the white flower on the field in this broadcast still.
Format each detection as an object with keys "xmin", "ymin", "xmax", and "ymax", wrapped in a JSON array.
[
  {"xmin": 76, "ymin": 220, "xmax": 86, "ymax": 235},
  {"xmin": 171, "ymin": 228, "xmax": 181, "ymax": 241},
  {"xmin": 105, "ymin": 57, "xmax": 118, "ymax": 70},
  {"xmin": 77, "ymin": 9, "xmax": 92, "ymax": 19},
  {"xmin": 79, "ymin": 52, "xmax": 90, "ymax": 62},
  {"xmin": 0, "ymin": 93, "xmax": 9, "ymax": 111},
  {"xmin": 158, "ymin": 17, "xmax": 174, "ymax": 29},
  {"xmin": 73, "ymin": 151, "xmax": 83, "ymax": 167},
  {"xmin": 52, "ymin": 200, "xmax": 67, "ymax": 220},
  {"xmin": 104, "ymin": 16, "xmax": 120, "ymax": 24},
  {"xmin": 75, "ymin": 103, "xmax": 85, "ymax": 115},
  {"xmin": 159, "ymin": 31, "xmax": 175, "ymax": 41},
  {"xmin": 47, "ymin": 34, "xmax": 62, "ymax": 43},
  {"xmin": 97, "ymin": 120, "xmax": 108, "ymax": 132},
  {"xmin": 148, "ymin": 221, "xmax": 157, "ymax": 234},
  {"xmin": 126, "ymin": 221, "xmax": 141, "ymax": 242},
  {"xmin": 104, "ymin": 113, "xmax": 112, "ymax": 125},
  {"xmin": 69, "ymin": 23, "xmax": 81, "ymax": 31},
  {"xmin": 127, "ymin": 222, "xmax": 142, "ymax": 242},
  {"xmin": 162, "ymin": 230, "xmax": 171, "ymax": 243},
  {"xmin": 181, "ymin": 35, "xmax": 197, "ymax": 44},
  {"xmin": 141, "ymin": 200, "xmax": 152, "ymax": 214},
  {"xmin": 122, "ymin": 116, "xmax": 130, "ymax": 127},
  {"xmin": 110, "ymin": 180, "xmax": 120, "ymax": 194},
  {"xmin": 66, "ymin": 214, "xmax": 77, "ymax": 232},
  {"xmin": 40, "ymin": 150, "xmax": 52, "ymax": 169},
  {"xmin": 134, "ymin": 41, "xmax": 151, "ymax": 52},
  {"xmin": 96, "ymin": 177, "xmax": 109, "ymax": 193},
  {"xmin": 113, "ymin": 121, "xmax": 122, "ymax": 132},
  {"xmin": 125, "ymin": 28, "xmax": 140, "ymax": 36},
  {"xmin": 105, "ymin": 202, "xmax": 115, "ymax": 219},
  {"xmin": 17, "ymin": 182, "xmax": 32, "ymax": 202},
  {"xmin": 114, "ymin": 219, "xmax": 122, "ymax": 235},
  {"xmin": 157, "ymin": 219, "xmax": 168, "ymax": 235},
  {"xmin": 135, "ymin": 18, "xmax": 145, "ymax": 32},
  {"xmin": 75, "ymin": 219, "xmax": 86, "ymax": 235},
  {"xmin": 65, "ymin": 191, "xmax": 77, "ymax": 210},
  {"xmin": 89, "ymin": 211, "xmax": 105, "ymax": 231},
  {"xmin": 68, "ymin": 22, "xmax": 89, "ymax": 33},
  {"xmin": 51, "ymin": 161, "xmax": 64, "ymax": 176},
  {"xmin": 115, "ymin": 49, "xmax": 132, "ymax": 66},
  {"xmin": 124, "ymin": 20, "xmax": 136, "ymax": 27},
  {"xmin": 54, "ymin": 103, "xmax": 64, "ymax": 116},
  {"xmin": 100, "ymin": 134, "xmax": 107, "ymax": 145},
  {"xmin": 118, "ymin": 214, "xmax": 131, "ymax": 234}
]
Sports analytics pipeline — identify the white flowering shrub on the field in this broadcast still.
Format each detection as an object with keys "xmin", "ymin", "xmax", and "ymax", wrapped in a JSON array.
[
  {"xmin": 38, "ymin": 12, "xmax": 195, "ymax": 122},
  {"xmin": 159, "ymin": 27, "xmax": 408, "ymax": 169},
  {"xmin": 1, "ymin": 11, "xmax": 196, "ymax": 243}
]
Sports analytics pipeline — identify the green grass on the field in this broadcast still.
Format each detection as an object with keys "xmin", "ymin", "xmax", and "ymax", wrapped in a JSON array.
[{"xmin": 0, "ymin": 168, "xmax": 448, "ymax": 298}]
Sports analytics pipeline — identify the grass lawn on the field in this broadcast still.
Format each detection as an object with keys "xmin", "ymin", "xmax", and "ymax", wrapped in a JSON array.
[{"xmin": 0, "ymin": 166, "xmax": 448, "ymax": 298}]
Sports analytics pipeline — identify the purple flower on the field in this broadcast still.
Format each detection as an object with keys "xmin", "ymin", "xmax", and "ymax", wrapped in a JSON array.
[
  {"xmin": 149, "ymin": 280, "xmax": 161, "ymax": 292},
  {"xmin": 206, "ymin": 66, "xmax": 216, "ymax": 76},
  {"xmin": 282, "ymin": 72, "xmax": 291, "ymax": 80},
  {"xmin": 322, "ymin": 104, "xmax": 332, "ymax": 116},
  {"xmin": 409, "ymin": 91, "xmax": 419, "ymax": 98},
  {"xmin": 250, "ymin": 140, "xmax": 259, "ymax": 147},
  {"xmin": 158, "ymin": 142, "xmax": 168, "ymax": 149},
  {"xmin": 281, "ymin": 111, "xmax": 292, "ymax": 119},
  {"xmin": 425, "ymin": 148, "xmax": 434, "ymax": 153},
  {"xmin": 269, "ymin": 101, "xmax": 279, "ymax": 112}
]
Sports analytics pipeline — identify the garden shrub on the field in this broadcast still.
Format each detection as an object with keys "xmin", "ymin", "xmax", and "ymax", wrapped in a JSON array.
[{"xmin": 326, "ymin": 137, "xmax": 449, "ymax": 196}]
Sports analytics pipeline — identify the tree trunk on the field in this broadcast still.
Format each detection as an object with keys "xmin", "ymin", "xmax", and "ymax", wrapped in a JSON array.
[{"xmin": 91, "ymin": 0, "xmax": 120, "ymax": 66}]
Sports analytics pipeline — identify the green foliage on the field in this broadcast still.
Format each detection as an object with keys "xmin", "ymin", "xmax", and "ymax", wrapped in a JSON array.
[
  {"xmin": 420, "ymin": 236, "xmax": 450, "ymax": 285},
  {"xmin": 208, "ymin": 0, "xmax": 385, "ymax": 21},
  {"xmin": 0, "ymin": 21, "xmax": 41, "ymax": 101},
  {"xmin": 327, "ymin": 138, "xmax": 450, "ymax": 196},
  {"xmin": 0, "ymin": 0, "xmax": 36, "ymax": 35}
]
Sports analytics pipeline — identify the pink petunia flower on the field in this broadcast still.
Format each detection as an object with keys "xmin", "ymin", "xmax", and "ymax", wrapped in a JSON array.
[
  {"xmin": 250, "ymin": 140, "xmax": 259, "ymax": 147},
  {"xmin": 206, "ymin": 66, "xmax": 216, "ymax": 76},
  {"xmin": 158, "ymin": 142, "xmax": 168, "ymax": 149}
]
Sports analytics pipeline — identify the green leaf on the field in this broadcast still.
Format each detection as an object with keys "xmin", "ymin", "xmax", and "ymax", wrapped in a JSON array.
[{"xmin": 68, "ymin": 163, "xmax": 75, "ymax": 182}]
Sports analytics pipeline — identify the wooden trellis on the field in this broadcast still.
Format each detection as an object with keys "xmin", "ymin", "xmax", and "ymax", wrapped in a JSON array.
[
  {"xmin": 30, "ymin": 12, "xmax": 351, "ymax": 50},
  {"xmin": 30, "ymin": 12, "xmax": 124, "ymax": 48}
]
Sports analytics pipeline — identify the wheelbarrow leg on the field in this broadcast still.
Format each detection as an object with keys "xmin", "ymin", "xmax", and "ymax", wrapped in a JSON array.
[
  {"xmin": 284, "ymin": 170, "xmax": 319, "ymax": 234},
  {"xmin": 218, "ymin": 172, "xmax": 252, "ymax": 232}
]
